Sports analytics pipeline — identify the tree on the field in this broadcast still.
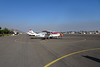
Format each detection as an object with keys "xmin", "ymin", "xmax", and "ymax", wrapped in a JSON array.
[
  {"xmin": 0, "ymin": 26, "xmax": 2, "ymax": 34},
  {"xmin": 0, "ymin": 27, "xmax": 13, "ymax": 34},
  {"xmin": 0, "ymin": 30, "xmax": 4, "ymax": 34},
  {"xmin": 3, "ymin": 28, "xmax": 10, "ymax": 34},
  {"xmin": 0, "ymin": 26, "xmax": 1, "ymax": 30}
]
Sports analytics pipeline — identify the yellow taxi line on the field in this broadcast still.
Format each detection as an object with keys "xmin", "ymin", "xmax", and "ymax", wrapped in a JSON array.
[{"xmin": 44, "ymin": 48, "xmax": 100, "ymax": 67}]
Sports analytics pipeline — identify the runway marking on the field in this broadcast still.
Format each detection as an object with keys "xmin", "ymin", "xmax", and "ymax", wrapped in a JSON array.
[
  {"xmin": 14, "ymin": 38, "xmax": 26, "ymax": 43},
  {"xmin": 44, "ymin": 48, "xmax": 100, "ymax": 67},
  {"xmin": 14, "ymin": 39, "xmax": 17, "ymax": 42}
]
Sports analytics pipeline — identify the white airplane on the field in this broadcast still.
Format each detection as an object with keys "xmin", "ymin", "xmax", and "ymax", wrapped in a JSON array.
[
  {"xmin": 27, "ymin": 29, "xmax": 61, "ymax": 38},
  {"xmin": 27, "ymin": 29, "xmax": 37, "ymax": 36}
]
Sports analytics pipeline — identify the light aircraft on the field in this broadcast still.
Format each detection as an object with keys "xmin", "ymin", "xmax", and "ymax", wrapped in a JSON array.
[
  {"xmin": 27, "ymin": 29, "xmax": 61, "ymax": 39},
  {"xmin": 27, "ymin": 29, "xmax": 37, "ymax": 36}
]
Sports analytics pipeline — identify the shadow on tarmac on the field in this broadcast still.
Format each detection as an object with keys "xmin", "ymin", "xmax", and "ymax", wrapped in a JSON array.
[
  {"xmin": 30, "ymin": 37, "xmax": 62, "ymax": 40},
  {"xmin": 82, "ymin": 55, "xmax": 100, "ymax": 63}
]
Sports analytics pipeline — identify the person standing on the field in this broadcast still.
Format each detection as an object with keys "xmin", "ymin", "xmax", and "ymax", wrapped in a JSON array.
[{"xmin": 60, "ymin": 33, "xmax": 63, "ymax": 38}]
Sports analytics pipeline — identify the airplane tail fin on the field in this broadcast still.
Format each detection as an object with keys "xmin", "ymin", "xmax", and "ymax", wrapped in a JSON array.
[{"xmin": 29, "ymin": 29, "xmax": 36, "ymax": 33}]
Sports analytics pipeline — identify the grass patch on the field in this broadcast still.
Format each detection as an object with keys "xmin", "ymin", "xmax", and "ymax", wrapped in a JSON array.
[{"xmin": 4, "ymin": 34, "xmax": 10, "ymax": 36}]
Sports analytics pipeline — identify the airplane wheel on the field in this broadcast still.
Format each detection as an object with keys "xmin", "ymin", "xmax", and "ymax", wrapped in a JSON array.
[{"xmin": 50, "ymin": 37, "xmax": 53, "ymax": 39}]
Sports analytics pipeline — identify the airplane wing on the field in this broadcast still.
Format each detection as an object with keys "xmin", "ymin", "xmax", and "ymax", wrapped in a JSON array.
[
  {"xmin": 42, "ymin": 30, "xmax": 51, "ymax": 37},
  {"xmin": 42, "ymin": 30, "xmax": 51, "ymax": 33}
]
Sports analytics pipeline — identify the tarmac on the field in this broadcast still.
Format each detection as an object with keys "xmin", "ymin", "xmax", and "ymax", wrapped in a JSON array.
[{"xmin": 0, "ymin": 34, "xmax": 100, "ymax": 67}]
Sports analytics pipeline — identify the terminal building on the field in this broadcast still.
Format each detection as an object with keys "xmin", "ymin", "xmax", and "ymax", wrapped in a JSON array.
[{"xmin": 65, "ymin": 30, "xmax": 100, "ymax": 35}]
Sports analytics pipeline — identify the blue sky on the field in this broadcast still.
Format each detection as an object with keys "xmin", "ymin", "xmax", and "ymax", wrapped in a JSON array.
[{"xmin": 0, "ymin": 0, "xmax": 100, "ymax": 32}]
